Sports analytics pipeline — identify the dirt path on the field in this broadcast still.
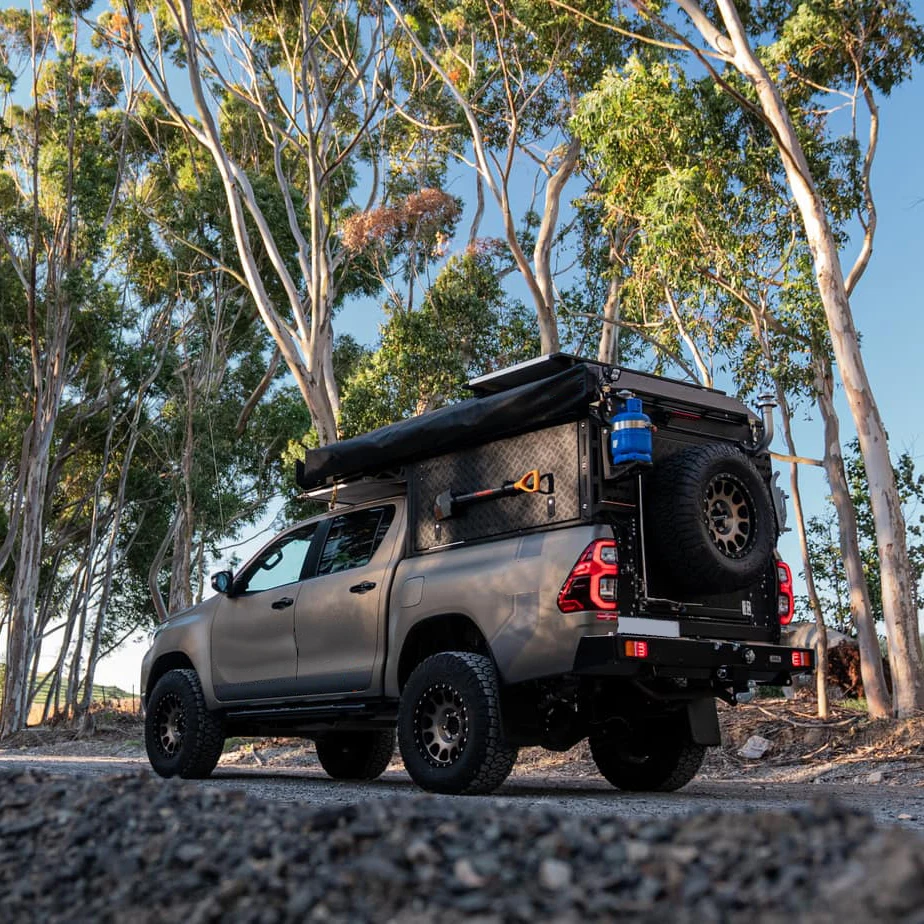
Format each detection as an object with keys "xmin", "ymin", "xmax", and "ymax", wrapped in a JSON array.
[
  {"xmin": 3, "ymin": 696, "xmax": 921, "ymax": 832},
  {"xmin": 1, "ymin": 752, "xmax": 922, "ymax": 834}
]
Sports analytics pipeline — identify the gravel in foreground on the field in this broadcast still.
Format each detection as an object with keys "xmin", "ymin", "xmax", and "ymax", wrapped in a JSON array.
[{"xmin": 1, "ymin": 770, "xmax": 923, "ymax": 923}]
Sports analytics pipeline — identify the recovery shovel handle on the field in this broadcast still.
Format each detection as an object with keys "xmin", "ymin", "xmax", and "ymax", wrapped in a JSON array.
[
  {"xmin": 513, "ymin": 469, "xmax": 540, "ymax": 493},
  {"xmin": 434, "ymin": 470, "xmax": 554, "ymax": 521}
]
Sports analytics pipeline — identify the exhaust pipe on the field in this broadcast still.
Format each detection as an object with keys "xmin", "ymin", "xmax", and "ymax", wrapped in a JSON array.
[{"xmin": 750, "ymin": 394, "xmax": 776, "ymax": 453}]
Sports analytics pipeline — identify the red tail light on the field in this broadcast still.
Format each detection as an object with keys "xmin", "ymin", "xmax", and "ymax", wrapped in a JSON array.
[
  {"xmin": 558, "ymin": 539, "xmax": 618, "ymax": 613},
  {"xmin": 792, "ymin": 650, "xmax": 811, "ymax": 668},
  {"xmin": 777, "ymin": 561, "xmax": 794, "ymax": 626}
]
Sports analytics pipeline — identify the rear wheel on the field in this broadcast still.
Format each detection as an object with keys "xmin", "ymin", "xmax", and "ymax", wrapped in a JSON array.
[
  {"xmin": 315, "ymin": 729, "xmax": 395, "ymax": 781},
  {"xmin": 589, "ymin": 730, "xmax": 706, "ymax": 792},
  {"xmin": 145, "ymin": 669, "xmax": 225, "ymax": 779},
  {"xmin": 398, "ymin": 651, "xmax": 518, "ymax": 795}
]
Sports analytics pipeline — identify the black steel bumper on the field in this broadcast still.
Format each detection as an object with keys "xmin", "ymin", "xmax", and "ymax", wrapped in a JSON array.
[{"xmin": 573, "ymin": 634, "xmax": 815, "ymax": 687}]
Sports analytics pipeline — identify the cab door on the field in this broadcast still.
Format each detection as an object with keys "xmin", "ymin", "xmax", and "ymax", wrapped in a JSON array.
[
  {"xmin": 294, "ymin": 502, "xmax": 402, "ymax": 696},
  {"xmin": 210, "ymin": 523, "xmax": 318, "ymax": 701}
]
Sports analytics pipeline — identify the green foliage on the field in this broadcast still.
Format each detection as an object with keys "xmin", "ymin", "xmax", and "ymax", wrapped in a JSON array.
[
  {"xmin": 570, "ymin": 0, "xmax": 923, "ymax": 394},
  {"xmin": 338, "ymin": 252, "xmax": 540, "ymax": 436}
]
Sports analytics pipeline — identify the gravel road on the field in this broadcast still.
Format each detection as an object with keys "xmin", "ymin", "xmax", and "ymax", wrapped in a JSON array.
[{"xmin": 1, "ymin": 753, "xmax": 922, "ymax": 832}]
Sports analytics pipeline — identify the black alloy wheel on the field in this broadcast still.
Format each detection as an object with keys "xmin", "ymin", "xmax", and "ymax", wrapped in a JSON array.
[
  {"xmin": 152, "ymin": 691, "xmax": 186, "ymax": 759},
  {"xmin": 704, "ymin": 471, "xmax": 756, "ymax": 560}
]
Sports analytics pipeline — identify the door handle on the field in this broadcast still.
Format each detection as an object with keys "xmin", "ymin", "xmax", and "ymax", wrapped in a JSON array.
[
  {"xmin": 349, "ymin": 581, "xmax": 377, "ymax": 594},
  {"xmin": 271, "ymin": 596, "xmax": 294, "ymax": 610}
]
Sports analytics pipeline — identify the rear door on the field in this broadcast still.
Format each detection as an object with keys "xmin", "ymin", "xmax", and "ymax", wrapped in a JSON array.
[
  {"xmin": 210, "ymin": 523, "xmax": 318, "ymax": 701},
  {"xmin": 294, "ymin": 502, "xmax": 402, "ymax": 696}
]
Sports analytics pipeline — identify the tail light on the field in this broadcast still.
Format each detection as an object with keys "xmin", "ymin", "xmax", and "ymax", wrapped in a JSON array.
[
  {"xmin": 557, "ymin": 539, "xmax": 618, "ymax": 614},
  {"xmin": 624, "ymin": 640, "xmax": 648, "ymax": 658},
  {"xmin": 792, "ymin": 650, "xmax": 811, "ymax": 668},
  {"xmin": 777, "ymin": 561, "xmax": 794, "ymax": 625}
]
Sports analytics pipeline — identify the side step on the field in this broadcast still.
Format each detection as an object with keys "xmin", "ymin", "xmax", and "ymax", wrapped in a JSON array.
[{"xmin": 223, "ymin": 700, "xmax": 398, "ymax": 736}]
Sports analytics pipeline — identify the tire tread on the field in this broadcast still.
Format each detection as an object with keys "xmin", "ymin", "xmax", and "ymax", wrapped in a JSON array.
[
  {"xmin": 590, "ymin": 733, "xmax": 706, "ymax": 792},
  {"xmin": 646, "ymin": 443, "xmax": 774, "ymax": 594}
]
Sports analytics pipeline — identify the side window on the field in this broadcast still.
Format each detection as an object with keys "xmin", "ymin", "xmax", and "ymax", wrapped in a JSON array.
[
  {"xmin": 316, "ymin": 506, "xmax": 396, "ymax": 576},
  {"xmin": 239, "ymin": 524, "xmax": 317, "ymax": 593}
]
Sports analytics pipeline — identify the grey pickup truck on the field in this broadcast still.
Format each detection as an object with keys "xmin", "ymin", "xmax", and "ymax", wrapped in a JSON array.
[{"xmin": 141, "ymin": 354, "xmax": 813, "ymax": 794}]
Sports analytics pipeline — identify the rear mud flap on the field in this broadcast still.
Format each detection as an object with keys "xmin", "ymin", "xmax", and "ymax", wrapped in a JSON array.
[{"xmin": 687, "ymin": 697, "xmax": 721, "ymax": 746}]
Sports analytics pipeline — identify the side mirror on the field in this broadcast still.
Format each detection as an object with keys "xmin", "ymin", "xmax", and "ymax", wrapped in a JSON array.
[{"xmin": 211, "ymin": 570, "xmax": 234, "ymax": 595}]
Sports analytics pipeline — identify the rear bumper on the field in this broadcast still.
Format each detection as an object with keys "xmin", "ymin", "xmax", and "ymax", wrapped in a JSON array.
[{"xmin": 573, "ymin": 634, "xmax": 814, "ymax": 687}]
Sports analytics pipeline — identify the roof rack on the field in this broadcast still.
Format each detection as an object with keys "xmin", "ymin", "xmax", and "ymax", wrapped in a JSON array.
[{"xmin": 299, "ymin": 470, "xmax": 407, "ymax": 506}]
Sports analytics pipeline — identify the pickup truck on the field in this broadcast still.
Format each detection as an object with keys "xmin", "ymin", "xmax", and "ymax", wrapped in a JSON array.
[{"xmin": 141, "ymin": 354, "xmax": 814, "ymax": 794}]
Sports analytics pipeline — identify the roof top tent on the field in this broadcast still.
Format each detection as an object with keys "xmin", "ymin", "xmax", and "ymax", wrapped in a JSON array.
[{"xmin": 295, "ymin": 353, "xmax": 763, "ymax": 499}]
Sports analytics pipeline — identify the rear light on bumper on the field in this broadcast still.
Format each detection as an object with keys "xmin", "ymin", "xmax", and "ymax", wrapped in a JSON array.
[
  {"xmin": 558, "ymin": 539, "xmax": 618, "ymax": 613},
  {"xmin": 572, "ymin": 635, "xmax": 815, "ymax": 680},
  {"xmin": 777, "ymin": 561, "xmax": 794, "ymax": 625}
]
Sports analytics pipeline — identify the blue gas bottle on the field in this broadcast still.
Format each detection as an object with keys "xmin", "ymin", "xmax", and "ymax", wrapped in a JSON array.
[{"xmin": 610, "ymin": 393, "xmax": 652, "ymax": 465}]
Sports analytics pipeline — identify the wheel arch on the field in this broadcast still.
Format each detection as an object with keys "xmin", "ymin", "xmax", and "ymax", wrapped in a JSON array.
[
  {"xmin": 396, "ymin": 613, "xmax": 491, "ymax": 692},
  {"xmin": 145, "ymin": 651, "xmax": 196, "ymax": 700}
]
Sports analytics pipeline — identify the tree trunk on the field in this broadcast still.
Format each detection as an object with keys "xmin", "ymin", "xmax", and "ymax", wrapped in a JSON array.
[
  {"xmin": 708, "ymin": 0, "xmax": 924, "ymax": 715},
  {"xmin": 775, "ymin": 386, "xmax": 829, "ymax": 718},
  {"xmin": 534, "ymin": 136, "xmax": 581, "ymax": 354},
  {"xmin": 0, "ymin": 410, "xmax": 59, "ymax": 737},
  {"xmin": 813, "ymin": 357, "xmax": 891, "ymax": 718},
  {"xmin": 597, "ymin": 234, "xmax": 628, "ymax": 366}
]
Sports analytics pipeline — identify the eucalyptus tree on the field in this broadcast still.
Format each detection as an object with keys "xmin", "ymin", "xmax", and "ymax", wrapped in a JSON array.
[
  {"xmin": 643, "ymin": 0, "xmax": 924, "ymax": 715},
  {"xmin": 112, "ymin": 92, "xmax": 314, "ymax": 620},
  {"xmin": 0, "ymin": 6, "xmax": 139, "ymax": 735},
  {"xmin": 807, "ymin": 441, "xmax": 924, "ymax": 635},
  {"xmin": 574, "ymin": 53, "xmax": 898, "ymax": 716},
  {"xmin": 384, "ymin": 0, "xmax": 625, "ymax": 354},
  {"xmin": 118, "ymin": 0, "xmax": 403, "ymax": 447},
  {"xmin": 338, "ymin": 251, "xmax": 540, "ymax": 436},
  {"xmin": 566, "ymin": 0, "xmax": 924, "ymax": 715}
]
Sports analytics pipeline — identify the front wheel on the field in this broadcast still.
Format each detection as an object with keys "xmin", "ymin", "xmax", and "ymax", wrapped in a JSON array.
[
  {"xmin": 145, "ymin": 668, "xmax": 225, "ymax": 779},
  {"xmin": 589, "ymin": 731, "xmax": 706, "ymax": 792},
  {"xmin": 398, "ymin": 651, "xmax": 518, "ymax": 795},
  {"xmin": 315, "ymin": 729, "xmax": 395, "ymax": 781}
]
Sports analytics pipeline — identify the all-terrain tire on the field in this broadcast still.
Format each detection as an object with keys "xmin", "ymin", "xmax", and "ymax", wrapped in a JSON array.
[
  {"xmin": 145, "ymin": 669, "xmax": 225, "ymax": 779},
  {"xmin": 398, "ymin": 651, "xmax": 518, "ymax": 795},
  {"xmin": 589, "ymin": 732, "xmax": 706, "ymax": 792},
  {"xmin": 645, "ymin": 442, "xmax": 775, "ymax": 594},
  {"xmin": 315, "ymin": 729, "xmax": 395, "ymax": 781}
]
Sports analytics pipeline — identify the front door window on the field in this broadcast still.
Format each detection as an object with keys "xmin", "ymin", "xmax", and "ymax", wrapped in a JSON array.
[{"xmin": 238, "ymin": 525, "xmax": 317, "ymax": 593}]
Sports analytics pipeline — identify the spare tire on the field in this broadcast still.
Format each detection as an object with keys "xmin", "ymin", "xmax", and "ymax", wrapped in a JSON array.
[{"xmin": 645, "ymin": 443, "xmax": 776, "ymax": 594}]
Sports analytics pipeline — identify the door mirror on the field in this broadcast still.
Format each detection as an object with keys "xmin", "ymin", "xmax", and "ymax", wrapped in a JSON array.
[{"xmin": 211, "ymin": 570, "xmax": 234, "ymax": 595}]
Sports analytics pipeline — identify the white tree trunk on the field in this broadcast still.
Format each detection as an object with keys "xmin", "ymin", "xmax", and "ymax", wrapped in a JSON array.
[
  {"xmin": 774, "ymin": 387, "xmax": 829, "ymax": 718},
  {"xmin": 678, "ymin": 0, "xmax": 924, "ymax": 716},
  {"xmin": 813, "ymin": 358, "xmax": 891, "ymax": 718}
]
